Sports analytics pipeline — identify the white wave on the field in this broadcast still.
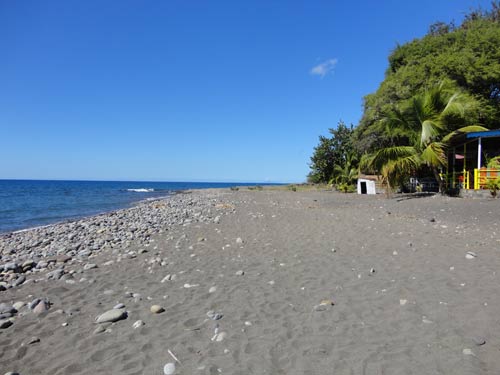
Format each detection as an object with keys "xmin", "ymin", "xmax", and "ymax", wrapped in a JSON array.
[{"xmin": 126, "ymin": 188, "xmax": 155, "ymax": 193}]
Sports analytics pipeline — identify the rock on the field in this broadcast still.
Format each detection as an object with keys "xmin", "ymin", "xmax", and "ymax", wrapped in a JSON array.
[
  {"xmin": 235, "ymin": 270, "xmax": 245, "ymax": 276},
  {"xmin": 0, "ymin": 319, "xmax": 13, "ymax": 329},
  {"xmin": 163, "ymin": 362, "xmax": 176, "ymax": 375},
  {"xmin": 33, "ymin": 300, "xmax": 49, "ymax": 314},
  {"xmin": 113, "ymin": 303, "xmax": 125, "ymax": 309},
  {"xmin": 208, "ymin": 286, "xmax": 217, "ymax": 293},
  {"xmin": 93, "ymin": 325, "xmax": 106, "ymax": 334},
  {"xmin": 84, "ymin": 263, "xmax": 97, "ymax": 270},
  {"xmin": 95, "ymin": 309, "xmax": 127, "ymax": 323},
  {"xmin": 26, "ymin": 336, "xmax": 40, "ymax": 345},
  {"xmin": 47, "ymin": 269, "xmax": 65, "ymax": 280},
  {"xmin": 28, "ymin": 298, "xmax": 41, "ymax": 310},
  {"xmin": 150, "ymin": 305, "xmax": 165, "ymax": 314},
  {"xmin": 0, "ymin": 303, "xmax": 16, "ymax": 314},
  {"xmin": 12, "ymin": 276, "xmax": 26, "ymax": 287},
  {"xmin": 4, "ymin": 372, "xmax": 20, "ymax": 375},
  {"xmin": 236, "ymin": 237, "xmax": 243, "ymax": 244},
  {"xmin": 161, "ymin": 274, "xmax": 176, "ymax": 283},
  {"xmin": 369, "ymin": 268, "xmax": 376, "ymax": 275},
  {"xmin": 132, "ymin": 320, "xmax": 145, "ymax": 329},
  {"xmin": 212, "ymin": 331, "xmax": 227, "ymax": 342},
  {"xmin": 463, "ymin": 348, "xmax": 474, "ymax": 356},
  {"xmin": 244, "ymin": 321, "xmax": 252, "ymax": 326},
  {"xmin": 465, "ymin": 252, "xmax": 477, "ymax": 260},
  {"xmin": 12, "ymin": 301, "xmax": 26, "ymax": 311}
]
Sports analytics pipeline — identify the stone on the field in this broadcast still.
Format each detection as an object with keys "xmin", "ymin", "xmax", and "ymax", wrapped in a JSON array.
[
  {"xmin": 208, "ymin": 286, "xmax": 217, "ymax": 293},
  {"xmin": 236, "ymin": 237, "xmax": 243, "ymax": 244},
  {"xmin": 150, "ymin": 305, "xmax": 165, "ymax": 314},
  {"xmin": 0, "ymin": 303, "xmax": 16, "ymax": 314},
  {"xmin": 113, "ymin": 303, "xmax": 125, "ymax": 309},
  {"xmin": 313, "ymin": 304, "xmax": 327, "ymax": 312},
  {"xmin": 163, "ymin": 362, "xmax": 176, "ymax": 375},
  {"xmin": 235, "ymin": 270, "xmax": 245, "ymax": 276},
  {"xmin": 95, "ymin": 309, "xmax": 127, "ymax": 324},
  {"xmin": 132, "ymin": 320, "xmax": 145, "ymax": 329},
  {"xmin": 400, "ymin": 299, "xmax": 408, "ymax": 306},
  {"xmin": 84, "ymin": 263, "xmax": 98, "ymax": 270},
  {"xmin": 0, "ymin": 319, "xmax": 13, "ymax": 329},
  {"xmin": 93, "ymin": 325, "xmax": 106, "ymax": 334},
  {"xmin": 26, "ymin": 336, "xmax": 40, "ymax": 345},
  {"xmin": 463, "ymin": 348, "xmax": 474, "ymax": 356},
  {"xmin": 465, "ymin": 252, "xmax": 477, "ymax": 260},
  {"xmin": 213, "ymin": 331, "xmax": 227, "ymax": 342},
  {"xmin": 12, "ymin": 276, "xmax": 26, "ymax": 287},
  {"xmin": 33, "ymin": 300, "xmax": 49, "ymax": 314}
]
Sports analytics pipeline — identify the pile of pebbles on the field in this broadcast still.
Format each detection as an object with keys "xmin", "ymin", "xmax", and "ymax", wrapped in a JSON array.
[{"xmin": 0, "ymin": 192, "xmax": 230, "ymax": 292}]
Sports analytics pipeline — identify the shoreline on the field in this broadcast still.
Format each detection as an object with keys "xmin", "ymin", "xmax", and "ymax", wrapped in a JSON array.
[{"xmin": 1, "ymin": 188, "xmax": 499, "ymax": 374}]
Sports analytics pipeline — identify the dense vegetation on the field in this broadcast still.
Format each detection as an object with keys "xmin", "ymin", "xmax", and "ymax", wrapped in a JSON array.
[{"xmin": 309, "ymin": 2, "xmax": 500, "ymax": 192}]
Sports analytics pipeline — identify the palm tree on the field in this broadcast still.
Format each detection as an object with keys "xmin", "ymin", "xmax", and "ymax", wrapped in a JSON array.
[{"xmin": 362, "ymin": 83, "xmax": 487, "ymax": 193}]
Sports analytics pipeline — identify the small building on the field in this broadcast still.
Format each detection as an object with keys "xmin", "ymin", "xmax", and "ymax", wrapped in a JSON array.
[
  {"xmin": 357, "ymin": 178, "xmax": 377, "ymax": 195},
  {"xmin": 448, "ymin": 129, "xmax": 500, "ymax": 190}
]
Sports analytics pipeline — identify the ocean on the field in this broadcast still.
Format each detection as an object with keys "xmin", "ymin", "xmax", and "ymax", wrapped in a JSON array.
[{"xmin": 0, "ymin": 180, "xmax": 271, "ymax": 234}]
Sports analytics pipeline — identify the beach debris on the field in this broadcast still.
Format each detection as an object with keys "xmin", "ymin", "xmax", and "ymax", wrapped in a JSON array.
[
  {"xmin": 163, "ymin": 362, "xmax": 176, "ymax": 375},
  {"xmin": 132, "ymin": 320, "xmax": 145, "ymax": 329},
  {"xmin": 235, "ymin": 270, "xmax": 245, "ymax": 276},
  {"xmin": 161, "ymin": 274, "xmax": 176, "ymax": 282},
  {"xmin": 150, "ymin": 305, "xmax": 165, "ymax": 314},
  {"xmin": 211, "ymin": 331, "xmax": 227, "ymax": 342},
  {"xmin": 369, "ymin": 268, "xmax": 376, "ymax": 276},
  {"xmin": 168, "ymin": 349, "xmax": 182, "ymax": 365},
  {"xmin": 244, "ymin": 321, "xmax": 252, "ymax": 326},
  {"xmin": 206, "ymin": 310, "xmax": 224, "ymax": 320},
  {"xmin": 95, "ymin": 309, "xmax": 127, "ymax": 323},
  {"xmin": 183, "ymin": 283, "xmax": 199, "ymax": 288},
  {"xmin": 465, "ymin": 252, "xmax": 477, "ymax": 260},
  {"xmin": 472, "ymin": 336, "xmax": 486, "ymax": 346},
  {"xmin": 399, "ymin": 299, "xmax": 408, "ymax": 306},
  {"xmin": 314, "ymin": 299, "xmax": 334, "ymax": 312},
  {"xmin": 462, "ymin": 348, "xmax": 474, "ymax": 356}
]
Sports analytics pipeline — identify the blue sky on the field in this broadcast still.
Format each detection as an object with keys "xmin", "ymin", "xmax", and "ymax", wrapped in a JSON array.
[{"xmin": 0, "ymin": 0, "xmax": 492, "ymax": 183}]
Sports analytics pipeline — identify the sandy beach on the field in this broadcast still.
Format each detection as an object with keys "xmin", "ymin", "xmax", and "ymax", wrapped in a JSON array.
[{"xmin": 1, "ymin": 187, "xmax": 500, "ymax": 374}]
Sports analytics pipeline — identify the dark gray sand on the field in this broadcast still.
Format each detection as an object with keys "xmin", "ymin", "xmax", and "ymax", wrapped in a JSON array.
[{"xmin": 1, "ymin": 188, "xmax": 500, "ymax": 375}]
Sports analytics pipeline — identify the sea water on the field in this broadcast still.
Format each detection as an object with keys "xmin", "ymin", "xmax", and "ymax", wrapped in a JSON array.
[{"xmin": 0, "ymin": 180, "xmax": 268, "ymax": 233}]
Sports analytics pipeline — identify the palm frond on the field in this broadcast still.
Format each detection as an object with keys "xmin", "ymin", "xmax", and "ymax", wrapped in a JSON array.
[
  {"xmin": 421, "ymin": 142, "xmax": 446, "ymax": 167},
  {"xmin": 441, "ymin": 125, "xmax": 489, "ymax": 143},
  {"xmin": 421, "ymin": 119, "xmax": 444, "ymax": 145}
]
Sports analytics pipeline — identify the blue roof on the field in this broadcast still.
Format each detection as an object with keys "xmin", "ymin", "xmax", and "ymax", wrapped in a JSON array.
[{"xmin": 465, "ymin": 130, "xmax": 500, "ymax": 139}]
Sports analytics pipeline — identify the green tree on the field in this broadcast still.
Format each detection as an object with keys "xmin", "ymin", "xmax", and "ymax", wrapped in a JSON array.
[
  {"xmin": 354, "ymin": 3, "xmax": 500, "ymax": 154},
  {"xmin": 308, "ymin": 121, "xmax": 358, "ymax": 184},
  {"xmin": 361, "ymin": 84, "xmax": 487, "ymax": 192}
]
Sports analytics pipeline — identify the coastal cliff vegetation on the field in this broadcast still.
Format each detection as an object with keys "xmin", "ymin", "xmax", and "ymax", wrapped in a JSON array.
[{"xmin": 309, "ymin": 2, "xmax": 500, "ymax": 192}]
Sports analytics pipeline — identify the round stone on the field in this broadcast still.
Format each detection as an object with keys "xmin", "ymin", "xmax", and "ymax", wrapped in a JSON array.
[
  {"xmin": 95, "ymin": 309, "xmax": 127, "ymax": 324},
  {"xmin": 150, "ymin": 305, "xmax": 165, "ymax": 314},
  {"xmin": 163, "ymin": 362, "xmax": 176, "ymax": 375}
]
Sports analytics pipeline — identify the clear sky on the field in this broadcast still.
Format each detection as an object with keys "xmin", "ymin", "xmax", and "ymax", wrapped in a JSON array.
[{"xmin": 0, "ymin": 0, "xmax": 493, "ymax": 183}]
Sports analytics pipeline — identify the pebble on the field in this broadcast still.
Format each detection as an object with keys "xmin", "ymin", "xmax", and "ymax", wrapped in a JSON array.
[
  {"xmin": 236, "ymin": 237, "xmax": 243, "ymax": 244},
  {"xmin": 93, "ymin": 325, "xmax": 106, "ymax": 334},
  {"xmin": 0, "ymin": 319, "xmax": 13, "ymax": 329},
  {"xmin": 463, "ymin": 348, "xmax": 474, "ymax": 356},
  {"xmin": 83, "ymin": 263, "xmax": 98, "ymax": 270},
  {"xmin": 26, "ymin": 336, "xmax": 40, "ymax": 345},
  {"xmin": 163, "ymin": 362, "xmax": 176, "ymax": 375},
  {"xmin": 399, "ymin": 299, "xmax": 408, "ymax": 306},
  {"xmin": 132, "ymin": 320, "xmax": 145, "ymax": 329},
  {"xmin": 465, "ymin": 252, "xmax": 477, "ymax": 260},
  {"xmin": 235, "ymin": 270, "xmax": 245, "ymax": 276},
  {"xmin": 161, "ymin": 274, "xmax": 176, "ymax": 283},
  {"xmin": 33, "ymin": 300, "xmax": 49, "ymax": 314},
  {"xmin": 208, "ymin": 286, "xmax": 217, "ymax": 293},
  {"xmin": 244, "ymin": 321, "xmax": 252, "ymax": 326},
  {"xmin": 113, "ymin": 303, "xmax": 125, "ymax": 309},
  {"xmin": 95, "ymin": 309, "xmax": 127, "ymax": 323},
  {"xmin": 211, "ymin": 331, "xmax": 227, "ymax": 342},
  {"xmin": 150, "ymin": 305, "xmax": 165, "ymax": 314}
]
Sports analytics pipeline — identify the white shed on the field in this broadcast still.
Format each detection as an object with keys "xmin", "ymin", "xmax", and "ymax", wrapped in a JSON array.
[{"xmin": 357, "ymin": 179, "xmax": 376, "ymax": 195}]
